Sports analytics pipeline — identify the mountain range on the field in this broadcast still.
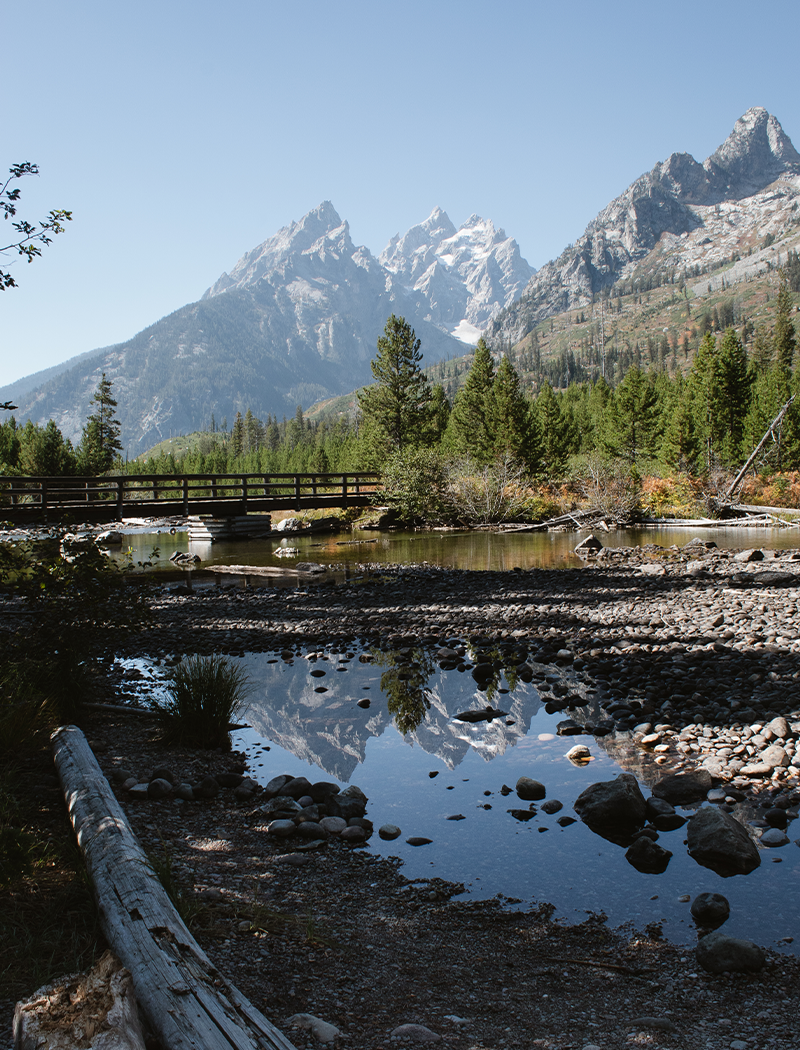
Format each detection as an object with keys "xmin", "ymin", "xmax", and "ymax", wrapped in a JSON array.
[
  {"xmin": 1, "ymin": 203, "xmax": 531, "ymax": 455},
  {"xmin": 3, "ymin": 106, "xmax": 800, "ymax": 456}
]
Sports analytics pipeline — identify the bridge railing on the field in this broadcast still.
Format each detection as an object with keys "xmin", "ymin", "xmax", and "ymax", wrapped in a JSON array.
[{"xmin": 0, "ymin": 472, "xmax": 382, "ymax": 519}]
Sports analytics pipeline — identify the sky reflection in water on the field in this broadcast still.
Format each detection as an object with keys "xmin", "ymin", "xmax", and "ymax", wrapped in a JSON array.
[{"xmin": 231, "ymin": 644, "xmax": 800, "ymax": 952}]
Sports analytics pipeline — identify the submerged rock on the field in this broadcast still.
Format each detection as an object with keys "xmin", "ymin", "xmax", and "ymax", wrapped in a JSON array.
[
  {"xmin": 691, "ymin": 892, "xmax": 730, "ymax": 927},
  {"xmin": 625, "ymin": 836, "xmax": 672, "ymax": 874}
]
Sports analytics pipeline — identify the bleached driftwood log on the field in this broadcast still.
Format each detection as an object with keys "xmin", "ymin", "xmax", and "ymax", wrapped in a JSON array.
[
  {"xmin": 14, "ymin": 950, "xmax": 145, "ymax": 1050},
  {"xmin": 51, "ymin": 725, "xmax": 297, "ymax": 1050}
]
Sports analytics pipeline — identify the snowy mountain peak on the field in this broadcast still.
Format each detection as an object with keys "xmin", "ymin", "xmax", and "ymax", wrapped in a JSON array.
[{"xmin": 380, "ymin": 210, "xmax": 534, "ymax": 338}]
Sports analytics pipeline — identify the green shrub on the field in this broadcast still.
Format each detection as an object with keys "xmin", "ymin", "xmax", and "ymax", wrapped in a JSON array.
[
  {"xmin": 381, "ymin": 447, "xmax": 451, "ymax": 523},
  {"xmin": 149, "ymin": 655, "xmax": 250, "ymax": 749}
]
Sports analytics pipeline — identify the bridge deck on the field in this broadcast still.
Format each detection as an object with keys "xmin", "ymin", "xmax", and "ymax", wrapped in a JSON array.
[{"xmin": 0, "ymin": 471, "xmax": 381, "ymax": 525}]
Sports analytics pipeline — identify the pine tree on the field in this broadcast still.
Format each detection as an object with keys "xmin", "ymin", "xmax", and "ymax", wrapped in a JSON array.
[
  {"xmin": 357, "ymin": 315, "xmax": 432, "ymax": 466},
  {"xmin": 492, "ymin": 356, "xmax": 536, "ymax": 469},
  {"xmin": 445, "ymin": 338, "xmax": 496, "ymax": 463},
  {"xmin": 603, "ymin": 367, "xmax": 659, "ymax": 464},
  {"xmin": 428, "ymin": 384, "xmax": 451, "ymax": 444},
  {"xmin": 79, "ymin": 374, "xmax": 122, "ymax": 474},
  {"xmin": 773, "ymin": 271, "xmax": 797, "ymax": 375},
  {"xmin": 660, "ymin": 374, "xmax": 699, "ymax": 471},
  {"xmin": 715, "ymin": 328, "xmax": 751, "ymax": 466},
  {"xmin": 230, "ymin": 411, "xmax": 245, "ymax": 458},
  {"xmin": 534, "ymin": 381, "xmax": 570, "ymax": 475}
]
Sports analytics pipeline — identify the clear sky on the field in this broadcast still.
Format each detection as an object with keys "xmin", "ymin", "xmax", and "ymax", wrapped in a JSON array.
[{"xmin": 2, "ymin": 0, "xmax": 800, "ymax": 388}]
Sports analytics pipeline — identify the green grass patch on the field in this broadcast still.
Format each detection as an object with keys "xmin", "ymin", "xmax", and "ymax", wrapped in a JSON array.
[{"xmin": 148, "ymin": 654, "xmax": 251, "ymax": 749}]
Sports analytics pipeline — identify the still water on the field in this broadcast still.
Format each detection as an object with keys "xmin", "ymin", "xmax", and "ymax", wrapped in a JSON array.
[
  {"xmin": 120, "ymin": 522, "xmax": 800, "ymax": 949},
  {"xmin": 121, "ymin": 522, "xmax": 800, "ymax": 577}
]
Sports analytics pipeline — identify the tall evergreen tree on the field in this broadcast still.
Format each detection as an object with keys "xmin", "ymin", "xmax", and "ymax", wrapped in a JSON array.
[
  {"xmin": 230, "ymin": 411, "xmax": 245, "ymax": 458},
  {"xmin": 603, "ymin": 366, "xmax": 659, "ymax": 463},
  {"xmin": 445, "ymin": 338, "xmax": 496, "ymax": 463},
  {"xmin": 660, "ymin": 374, "xmax": 699, "ymax": 471},
  {"xmin": 534, "ymin": 381, "xmax": 571, "ymax": 475},
  {"xmin": 357, "ymin": 315, "xmax": 432, "ymax": 465},
  {"xmin": 492, "ymin": 356, "xmax": 536, "ymax": 469},
  {"xmin": 715, "ymin": 328, "xmax": 751, "ymax": 466},
  {"xmin": 79, "ymin": 374, "xmax": 122, "ymax": 474},
  {"xmin": 773, "ymin": 271, "xmax": 797, "ymax": 375}
]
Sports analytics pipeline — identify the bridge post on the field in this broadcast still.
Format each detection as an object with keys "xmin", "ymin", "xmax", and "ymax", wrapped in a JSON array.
[
  {"xmin": 294, "ymin": 475, "xmax": 301, "ymax": 510},
  {"xmin": 116, "ymin": 477, "xmax": 125, "ymax": 517},
  {"xmin": 242, "ymin": 475, "xmax": 248, "ymax": 511},
  {"xmin": 341, "ymin": 474, "xmax": 348, "ymax": 507},
  {"xmin": 41, "ymin": 479, "xmax": 48, "ymax": 522},
  {"xmin": 182, "ymin": 477, "xmax": 189, "ymax": 516}
]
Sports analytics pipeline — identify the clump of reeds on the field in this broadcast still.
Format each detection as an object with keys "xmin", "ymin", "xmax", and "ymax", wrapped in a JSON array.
[{"xmin": 149, "ymin": 654, "xmax": 250, "ymax": 749}]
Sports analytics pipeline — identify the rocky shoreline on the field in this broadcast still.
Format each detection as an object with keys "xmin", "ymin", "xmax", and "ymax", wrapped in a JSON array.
[{"xmin": 5, "ymin": 538, "xmax": 800, "ymax": 1048}]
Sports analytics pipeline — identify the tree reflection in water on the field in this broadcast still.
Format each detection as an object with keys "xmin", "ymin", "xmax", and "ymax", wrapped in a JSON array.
[
  {"xmin": 371, "ymin": 647, "xmax": 436, "ymax": 735},
  {"xmin": 372, "ymin": 642, "xmax": 528, "ymax": 734}
]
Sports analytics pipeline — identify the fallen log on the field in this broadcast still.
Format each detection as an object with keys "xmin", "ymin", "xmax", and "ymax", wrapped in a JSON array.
[{"xmin": 51, "ymin": 724, "xmax": 298, "ymax": 1050}]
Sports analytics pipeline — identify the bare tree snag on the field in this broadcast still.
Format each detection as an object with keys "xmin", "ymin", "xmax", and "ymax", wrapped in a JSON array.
[{"xmin": 51, "ymin": 725, "xmax": 298, "ymax": 1050}]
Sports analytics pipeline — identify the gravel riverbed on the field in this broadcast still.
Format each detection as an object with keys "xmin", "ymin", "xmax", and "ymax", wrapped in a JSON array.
[{"xmin": 5, "ymin": 539, "xmax": 800, "ymax": 1049}]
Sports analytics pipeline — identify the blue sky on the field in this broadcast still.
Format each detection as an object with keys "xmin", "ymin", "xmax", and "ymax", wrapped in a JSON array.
[{"xmin": 2, "ymin": 0, "xmax": 800, "ymax": 387}]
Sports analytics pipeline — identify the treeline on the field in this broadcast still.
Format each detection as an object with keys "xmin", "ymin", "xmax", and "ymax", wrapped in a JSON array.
[
  {"xmin": 132, "ymin": 409, "xmax": 364, "ymax": 476},
  {"xmin": 0, "ymin": 374, "xmax": 122, "ymax": 475}
]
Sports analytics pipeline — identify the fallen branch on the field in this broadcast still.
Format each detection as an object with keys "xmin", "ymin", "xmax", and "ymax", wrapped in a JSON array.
[
  {"xmin": 541, "ymin": 955, "xmax": 656, "ymax": 975},
  {"xmin": 51, "ymin": 724, "xmax": 298, "ymax": 1050}
]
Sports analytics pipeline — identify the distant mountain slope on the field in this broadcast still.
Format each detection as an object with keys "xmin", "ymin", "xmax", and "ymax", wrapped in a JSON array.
[
  {"xmin": 5, "ymin": 202, "xmax": 529, "ymax": 455},
  {"xmin": 487, "ymin": 107, "xmax": 800, "ymax": 346}
]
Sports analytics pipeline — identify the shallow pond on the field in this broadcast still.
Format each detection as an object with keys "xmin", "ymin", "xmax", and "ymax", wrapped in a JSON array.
[
  {"xmin": 120, "ymin": 522, "xmax": 800, "ymax": 580},
  {"xmin": 126, "ymin": 640, "xmax": 800, "ymax": 953},
  {"xmin": 118, "ymin": 521, "xmax": 800, "ymax": 950}
]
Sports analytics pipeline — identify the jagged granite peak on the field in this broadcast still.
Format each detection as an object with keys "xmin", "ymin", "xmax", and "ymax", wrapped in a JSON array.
[
  {"xmin": 487, "ymin": 109, "xmax": 800, "ymax": 347},
  {"xmin": 203, "ymin": 201, "xmax": 352, "ymax": 298},
  {"xmin": 706, "ymin": 106, "xmax": 800, "ymax": 194},
  {"xmin": 380, "ymin": 208, "xmax": 534, "ymax": 341}
]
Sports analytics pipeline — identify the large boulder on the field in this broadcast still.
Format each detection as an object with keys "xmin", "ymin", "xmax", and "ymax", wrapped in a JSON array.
[
  {"xmin": 573, "ymin": 774, "xmax": 647, "ymax": 829},
  {"xmin": 686, "ymin": 807, "xmax": 760, "ymax": 876},
  {"xmin": 696, "ymin": 931, "xmax": 766, "ymax": 973}
]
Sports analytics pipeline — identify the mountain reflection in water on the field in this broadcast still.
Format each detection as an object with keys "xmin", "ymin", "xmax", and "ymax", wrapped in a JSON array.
[{"xmin": 242, "ymin": 645, "xmax": 550, "ymax": 781}]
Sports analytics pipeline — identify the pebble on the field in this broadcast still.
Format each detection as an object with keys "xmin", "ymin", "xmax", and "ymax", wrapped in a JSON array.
[{"xmin": 390, "ymin": 1023, "xmax": 441, "ymax": 1042}]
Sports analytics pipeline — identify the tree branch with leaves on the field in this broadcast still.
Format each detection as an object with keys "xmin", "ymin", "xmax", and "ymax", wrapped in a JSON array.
[{"xmin": 1, "ymin": 162, "xmax": 72, "ymax": 291}]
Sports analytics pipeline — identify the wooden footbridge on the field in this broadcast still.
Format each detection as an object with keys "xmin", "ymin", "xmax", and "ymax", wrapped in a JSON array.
[{"xmin": 0, "ymin": 471, "xmax": 381, "ymax": 525}]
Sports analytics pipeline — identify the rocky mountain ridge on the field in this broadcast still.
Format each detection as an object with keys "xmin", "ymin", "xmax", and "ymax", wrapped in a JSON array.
[
  {"xmin": 1, "ymin": 203, "xmax": 531, "ymax": 455},
  {"xmin": 488, "ymin": 107, "xmax": 800, "ymax": 347}
]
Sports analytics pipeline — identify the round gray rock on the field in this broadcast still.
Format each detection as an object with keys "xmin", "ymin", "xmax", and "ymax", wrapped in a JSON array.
[
  {"xmin": 690, "ymin": 892, "xmax": 730, "ymax": 927},
  {"xmin": 516, "ymin": 777, "xmax": 546, "ymax": 801},
  {"xmin": 696, "ymin": 930, "xmax": 766, "ymax": 973}
]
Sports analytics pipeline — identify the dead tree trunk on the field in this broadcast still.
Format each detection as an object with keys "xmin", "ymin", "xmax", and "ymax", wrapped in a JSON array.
[{"xmin": 51, "ymin": 725, "xmax": 298, "ymax": 1050}]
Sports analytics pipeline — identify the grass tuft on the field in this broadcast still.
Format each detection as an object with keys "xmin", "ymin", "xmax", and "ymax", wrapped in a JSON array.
[{"xmin": 149, "ymin": 654, "xmax": 250, "ymax": 749}]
